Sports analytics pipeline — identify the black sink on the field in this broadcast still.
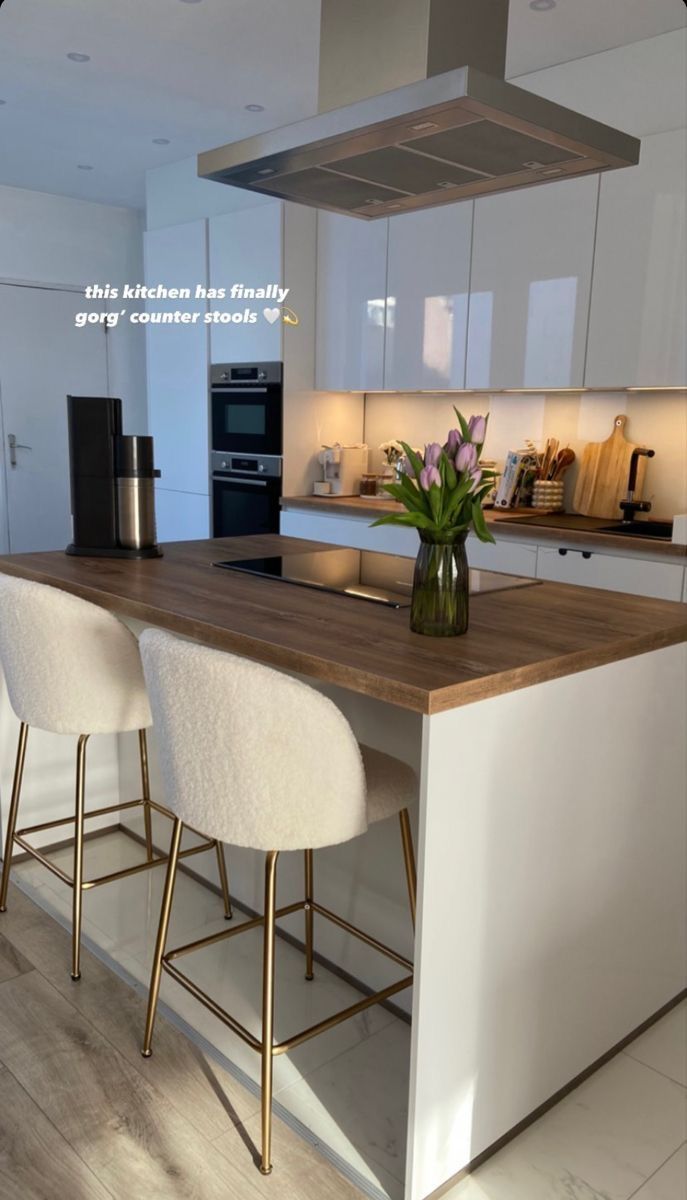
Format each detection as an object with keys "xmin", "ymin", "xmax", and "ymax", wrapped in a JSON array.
[{"xmin": 596, "ymin": 520, "xmax": 674, "ymax": 540}]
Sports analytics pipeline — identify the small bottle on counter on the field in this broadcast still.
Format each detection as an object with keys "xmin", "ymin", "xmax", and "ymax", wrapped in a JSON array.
[{"xmin": 360, "ymin": 473, "xmax": 378, "ymax": 497}]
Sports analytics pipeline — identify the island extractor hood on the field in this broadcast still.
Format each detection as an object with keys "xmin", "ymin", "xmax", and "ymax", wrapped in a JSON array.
[{"xmin": 198, "ymin": 0, "xmax": 640, "ymax": 220}]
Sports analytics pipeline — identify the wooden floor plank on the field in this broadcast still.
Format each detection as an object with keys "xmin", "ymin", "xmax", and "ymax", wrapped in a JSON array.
[
  {"xmin": 0, "ymin": 930, "xmax": 33, "ymax": 984},
  {"xmin": 0, "ymin": 1063, "xmax": 113, "ymax": 1200},
  {"xmin": 0, "ymin": 885, "xmax": 260, "ymax": 1138},
  {"xmin": 215, "ymin": 1113, "xmax": 366, "ymax": 1200},
  {"xmin": 0, "ymin": 968, "xmax": 266, "ymax": 1200}
]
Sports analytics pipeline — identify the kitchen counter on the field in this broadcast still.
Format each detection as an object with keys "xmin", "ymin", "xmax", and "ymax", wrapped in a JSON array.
[
  {"xmin": 0, "ymin": 536, "xmax": 684, "ymax": 1200},
  {"xmin": 281, "ymin": 495, "xmax": 687, "ymax": 559},
  {"xmin": 0, "ymin": 535, "xmax": 685, "ymax": 715}
]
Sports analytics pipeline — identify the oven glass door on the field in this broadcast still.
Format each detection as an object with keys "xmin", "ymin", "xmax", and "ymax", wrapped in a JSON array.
[
  {"xmin": 211, "ymin": 385, "xmax": 282, "ymax": 456},
  {"xmin": 212, "ymin": 474, "xmax": 281, "ymax": 538}
]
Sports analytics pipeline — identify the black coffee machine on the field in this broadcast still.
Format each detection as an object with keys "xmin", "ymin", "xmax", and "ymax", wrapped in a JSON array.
[{"xmin": 66, "ymin": 395, "xmax": 163, "ymax": 559}]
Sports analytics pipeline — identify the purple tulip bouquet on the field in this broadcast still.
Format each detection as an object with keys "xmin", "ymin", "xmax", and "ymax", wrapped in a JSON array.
[{"xmin": 371, "ymin": 410, "xmax": 497, "ymax": 636}]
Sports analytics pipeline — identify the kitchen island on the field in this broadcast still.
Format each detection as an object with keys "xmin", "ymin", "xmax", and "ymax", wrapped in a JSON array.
[{"xmin": 0, "ymin": 535, "xmax": 685, "ymax": 1200}]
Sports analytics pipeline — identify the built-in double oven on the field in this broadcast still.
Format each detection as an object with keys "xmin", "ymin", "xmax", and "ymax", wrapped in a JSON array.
[{"xmin": 210, "ymin": 362, "xmax": 283, "ymax": 538}]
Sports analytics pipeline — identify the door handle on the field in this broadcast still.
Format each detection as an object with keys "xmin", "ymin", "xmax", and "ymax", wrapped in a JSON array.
[{"xmin": 7, "ymin": 434, "xmax": 32, "ymax": 467}]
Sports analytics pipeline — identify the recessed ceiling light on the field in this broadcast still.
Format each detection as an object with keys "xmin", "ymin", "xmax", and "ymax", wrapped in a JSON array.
[
  {"xmin": 244, "ymin": 104, "xmax": 264, "ymax": 112},
  {"xmin": 67, "ymin": 52, "xmax": 91, "ymax": 62},
  {"xmin": 529, "ymin": 0, "xmax": 556, "ymax": 10},
  {"xmin": 77, "ymin": 164, "xmax": 94, "ymax": 171},
  {"xmin": 152, "ymin": 138, "xmax": 171, "ymax": 145}
]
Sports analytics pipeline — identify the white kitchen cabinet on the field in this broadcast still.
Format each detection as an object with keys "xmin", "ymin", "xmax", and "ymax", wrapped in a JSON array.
[
  {"xmin": 280, "ymin": 508, "xmax": 417, "ymax": 556},
  {"xmin": 143, "ymin": 220, "xmax": 210, "ymax": 495},
  {"xmin": 155, "ymin": 487, "xmax": 210, "ymax": 543},
  {"xmin": 585, "ymin": 130, "xmax": 687, "ymax": 388},
  {"xmin": 536, "ymin": 545, "xmax": 684, "ymax": 601},
  {"xmin": 466, "ymin": 175, "xmax": 598, "ymax": 390},
  {"xmin": 385, "ymin": 203, "xmax": 472, "ymax": 390},
  {"xmin": 208, "ymin": 202, "xmax": 283, "ymax": 363},
  {"xmin": 467, "ymin": 534, "xmax": 538, "ymax": 578},
  {"xmin": 281, "ymin": 508, "xmax": 539, "ymax": 579},
  {"xmin": 315, "ymin": 212, "xmax": 388, "ymax": 391}
]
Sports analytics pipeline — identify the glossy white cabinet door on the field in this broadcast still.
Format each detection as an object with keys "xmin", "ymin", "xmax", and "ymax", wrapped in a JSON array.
[
  {"xmin": 536, "ymin": 545, "xmax": 684, "ymax": 601},
  {"xmin": 385, "ymin": 203, "xmax": 472, "ymax": 390},
  {"xmin": 466, "ymin": 176, "xmax": 598, "ymax": 390},
  {"xmin": 586, "ymin": 130, "xmax": 687, "ymax": 387},
  {"xmin": 144, "ymin": 220, "xmax": 209, "ymax": 495},
  {"xmin": 208, "ymin": 202, "xmax": 283, "ymax": 363},
  {"xmin": 315, "ymin": 212, "xmax": 388, "ymax": 391}
]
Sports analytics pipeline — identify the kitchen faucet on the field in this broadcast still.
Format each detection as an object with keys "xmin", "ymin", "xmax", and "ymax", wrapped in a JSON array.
[{"xmin": 619, "ymin": 447, "xmax": 655, "ymax": 522}]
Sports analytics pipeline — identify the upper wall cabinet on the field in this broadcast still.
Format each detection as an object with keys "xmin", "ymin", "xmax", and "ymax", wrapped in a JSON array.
[
  {"xmin": 585, "ymin": 130, "xmax": 687, "ymax": 388},
  {"xmin": 316, "ymin": 212, "xmax": 388, "ymax": 391},
  {"xmin": 208, "ymin": 202, "xmax": 283, "ymax": 364},
  {"xmin": 465, "ymin": 175, "xmax": 598, "ymax": 391},
  {"xmin": 143, "ymin": 219, "xmax": 209, "ymax": 496},
  {"xmin": 385, "ymin": 204, "xmax": 472, "ymax": 391}
]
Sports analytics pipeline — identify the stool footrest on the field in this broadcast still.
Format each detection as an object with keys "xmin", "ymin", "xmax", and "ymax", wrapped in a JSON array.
[
  {"xmin": 12, "ymin": 800, "xmax": 217, "ymax": 891},
  {"xmin": 160, "ymin": 897, "xmax": 414, "ymax": 1057}
]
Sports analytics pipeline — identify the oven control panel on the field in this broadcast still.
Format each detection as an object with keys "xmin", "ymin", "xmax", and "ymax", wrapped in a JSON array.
[{"xmin": 211, "ymin": 451, "xmax": 282, "ymax": 478}]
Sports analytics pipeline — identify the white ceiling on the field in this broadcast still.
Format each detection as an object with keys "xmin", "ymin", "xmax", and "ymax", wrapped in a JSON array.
[{"xmin": 0, "ymin": 0, "xmax": 684, "ymax": 210}]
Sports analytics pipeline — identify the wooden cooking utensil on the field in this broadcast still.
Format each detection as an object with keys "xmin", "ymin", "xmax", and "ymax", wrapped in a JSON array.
[{"xmin": 573, "ymin": 415, "xmax": 648, "ymax": 519}]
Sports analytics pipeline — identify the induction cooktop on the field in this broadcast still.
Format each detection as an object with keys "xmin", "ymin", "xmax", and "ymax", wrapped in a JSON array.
[{"xmin": 213, "ymin": 548, "xmax": 537, "ymax": 608}]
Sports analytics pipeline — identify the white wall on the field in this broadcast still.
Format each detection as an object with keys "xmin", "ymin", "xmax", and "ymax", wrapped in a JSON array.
[{"xmin": 0, "ymin": 183, "xmax": 147, "ymax": 434}]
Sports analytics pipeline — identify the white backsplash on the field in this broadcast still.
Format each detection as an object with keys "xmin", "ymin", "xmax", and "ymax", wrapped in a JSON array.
[{"xmin": 363, "ymin": 390, "xmax": 687, "ymax": 519}]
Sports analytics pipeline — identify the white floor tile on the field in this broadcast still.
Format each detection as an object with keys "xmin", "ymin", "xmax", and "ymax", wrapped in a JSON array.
[
  {"xmin": 630, "ymin": 1144, "xmax": 687, "ymax": 1200},
  {"xmin": 442, "ymin": 1053, "xmax": 686, "ymax": 1200},
  {"xmin": 274, "ymin": 1021, "xmax": 411, "ymax": 1194},
  {"xmin": 625, "ymin": 1002, "xmax": 687, "ymax": 1088}
]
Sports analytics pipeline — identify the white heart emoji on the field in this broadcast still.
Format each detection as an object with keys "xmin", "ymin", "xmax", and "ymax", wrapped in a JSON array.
[{"xmin": 263, "ymin": 307, "xmax": 280, "ymax": 324}]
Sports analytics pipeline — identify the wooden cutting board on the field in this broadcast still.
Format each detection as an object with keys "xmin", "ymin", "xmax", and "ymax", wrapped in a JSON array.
[{"xmin": 573, "ymin": 415, "xmax": 648, "ymax": 519}]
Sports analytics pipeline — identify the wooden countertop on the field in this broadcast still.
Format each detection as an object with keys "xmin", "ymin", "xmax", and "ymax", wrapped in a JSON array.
[
  {"xmin": 281, "ymin": 496, "xmax": 687, "ymax": 559},
  {"xmin": 0, "ymin": 536, "xmax": 685, "ymax": 715}
]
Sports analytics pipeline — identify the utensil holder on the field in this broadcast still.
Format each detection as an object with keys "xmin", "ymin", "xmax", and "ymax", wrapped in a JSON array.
[{"xmin": 532, "ymin": 480, "xmax": 565, "ymax": 511}]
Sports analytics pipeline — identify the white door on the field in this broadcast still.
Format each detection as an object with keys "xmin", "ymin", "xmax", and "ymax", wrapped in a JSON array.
[{"xmin": 0, "ymin": 283, "xmax": 108, "ymax": 553}]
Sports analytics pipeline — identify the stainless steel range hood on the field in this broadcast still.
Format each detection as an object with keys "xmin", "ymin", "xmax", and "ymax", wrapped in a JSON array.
[{"xmin": 198, "ymin": 0, "xmax": 640, "ymax": 219}]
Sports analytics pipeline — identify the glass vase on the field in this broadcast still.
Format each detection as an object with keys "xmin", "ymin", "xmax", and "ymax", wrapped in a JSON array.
[{"xmin": 410, "ymin": 531, "xmax": 469, "ymax": 637}]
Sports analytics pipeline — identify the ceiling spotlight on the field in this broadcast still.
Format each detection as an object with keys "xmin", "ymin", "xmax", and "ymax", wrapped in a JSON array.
[
  {"xmin": 77, "ymin": 164, "xmax": 94, "ymax": 171},
  {"xmin": 529, "ymin": 0, "xmax": 556, "ymax": 9},
  {"xmin": 67, "ymin": 52, "xmax": 91, "ymax": 62},
  {"xmin": 245, "ymin": 104, "xmax": 264, "ymax": 112},
  {"xmin": 153, "ymin": 137, "xmax": 171, "ymax": 145}
]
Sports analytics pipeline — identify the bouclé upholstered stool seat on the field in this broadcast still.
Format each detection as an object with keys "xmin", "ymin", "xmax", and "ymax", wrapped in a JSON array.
[{"xmin": 0, "ymin": 575, "xmax": 231, "ymax": 979}]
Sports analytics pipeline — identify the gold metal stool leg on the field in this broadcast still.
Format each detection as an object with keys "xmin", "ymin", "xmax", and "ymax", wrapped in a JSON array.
[
  {"xmin": 399, "ymin": 808, "xmax": 417, "ymax": 930},
  {"xmin": 142, "ymin": 818, "xmax": 183, "ymax": 1056},
  {"xmin": 0, "ymin": 722, "xmax": 29, "ymax": 913},
  {"xmin": 138, "ymin": 729, "xmax": 154, "ymax": 862},
  {"xmin": 215, "ymin": 840, "xmax": 233, "ymax": 919},
  {"xmin": 71, "ymin": 734, "xmax": 90, "ymax": 980},
  {"xmin": 260, "ymin": 850, "xmax": 279, "ymax": 1175},
  {"xmin": 304, "ymin": 848, "xmax": 314, "ymax": 980}
]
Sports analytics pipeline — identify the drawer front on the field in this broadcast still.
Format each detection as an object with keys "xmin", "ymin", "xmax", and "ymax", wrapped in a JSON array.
[
  {"xmin": 280, "ymin": 510, "xmax": 418, "ymax": 556},
  {"xmin": 468, "ymin": 535, "xmax": 537, "ymax": 578},
  {"xmin": 536, "ymin": 545, "xmax": 684, "ymax": 601}
]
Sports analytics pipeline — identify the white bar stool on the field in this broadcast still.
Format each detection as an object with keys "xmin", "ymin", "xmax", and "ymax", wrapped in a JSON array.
[
  {"xmin": 0, "ymin": 575, "xmax": 232, "ymax": 979},
  {"xmin": 138, "ymin": 628, "xmax": 417, "ymax": 1177}
]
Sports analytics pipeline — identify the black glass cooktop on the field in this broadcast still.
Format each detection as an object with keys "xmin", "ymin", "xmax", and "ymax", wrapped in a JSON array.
[{"xmin": 213, "ymin": 548, "xmax": 537, "ymax": 608}]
